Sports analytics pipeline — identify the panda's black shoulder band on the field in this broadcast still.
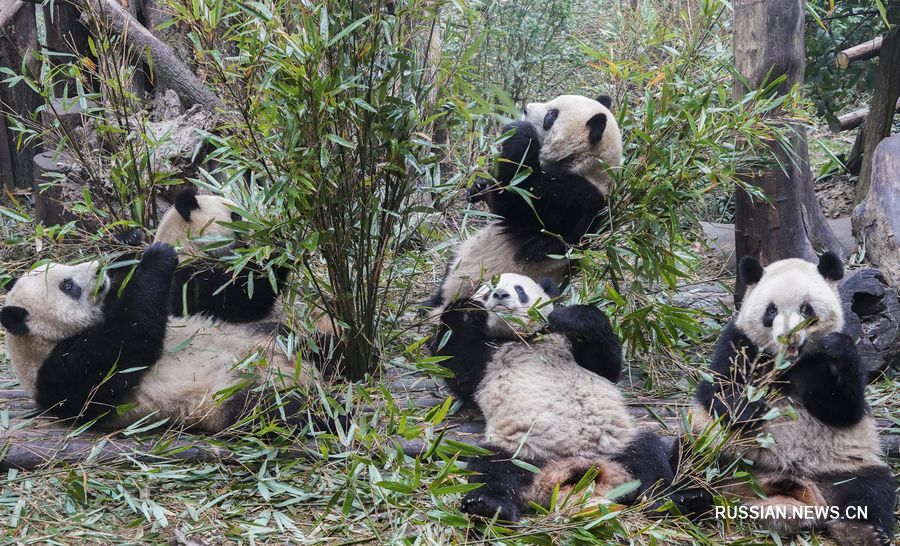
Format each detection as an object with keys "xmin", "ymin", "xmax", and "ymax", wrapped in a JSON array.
[{"xmin": 174, "ymin": 188, "xmax": 201, "ymax": 221}]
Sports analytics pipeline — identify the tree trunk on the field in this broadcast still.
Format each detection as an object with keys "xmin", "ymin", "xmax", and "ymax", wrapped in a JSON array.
[
  {"xmin": 0, "ymin": 1, "xmax": 41, "ymax": 190},
  {"xmin": 732, "ymin": 0, "xmax": 843, "ymax": 302},
  {"xmin": 856, "ymin": 27, "xmax": 900, "ymax": 203},
  {"xmin": 852, "ymin": 134, "xmax": 900, "ymax": 288}
]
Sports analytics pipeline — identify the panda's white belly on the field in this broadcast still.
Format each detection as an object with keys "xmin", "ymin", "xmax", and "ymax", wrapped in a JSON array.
[
  {"xmin": 743, "ymin": 399, "xmax": 884, "ymax": 475},
  {"xmin": 475, "ymin": 334, "xmax": 635, "ymax": 461},
  {"xmin": 109, "ymin": 315, "xmax": 302, "ymax": 429}
]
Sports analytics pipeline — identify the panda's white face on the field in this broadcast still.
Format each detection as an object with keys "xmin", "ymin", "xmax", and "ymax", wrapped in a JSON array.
[
  {"xmin": 736, "ymin": 258, "xmax": 844, "ymax": 358},
  {"xmin": 522, "ymin": 94, "xmax": 622, "ymax": 195},
  {"xmin": 474, "ymin": 273, "xmax": 555, "ymax": 338},
  {"xmin": 2, "ymin": 261, "xmax": 110, "ymax": 342},
  {"xmin": 156, "ymin": 193, "xmax": 239, "ymax": 259}
]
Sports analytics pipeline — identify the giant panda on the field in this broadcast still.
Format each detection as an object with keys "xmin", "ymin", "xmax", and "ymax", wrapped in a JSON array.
[
  {"xmin": 680, "ymin": 252, "xmax": 896, "ymax": 545},
  {"xmin": 0, "ymin": 243, "xmax": 325, "ymax": 432},
  {"xmin": 430, "ymin": 273, "xmax": 675, "ymax": 520},
  {"xmin": 424, "ymin": 95, "xmax": 622, "ymax": 314},
  {"xmin": 154, "ymin": 188, "xmax": 289, "ymax": 323}
]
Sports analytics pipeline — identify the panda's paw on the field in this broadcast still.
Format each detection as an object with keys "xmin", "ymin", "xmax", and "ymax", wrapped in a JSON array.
[
  {"xmin": 141, "ymin": 243, "xmax": 178, "ymax": 275},
  {"xmin": 816, "ymin": 332, "xmax": 857, "ymax": 374},
  {"xmin": 500, "ymin": 120, "xmax": 538, "ymax": 142},
  {"xmin": 467, "ymin": 178, "xmax": 490, "ymax": 203},
  {"xmin": 668, "ymin": 487, "xmax": 714, "ymax": 518},
  {"xmin": 460, "ymin": 491, "xmax": 520, "ymax": 521}
]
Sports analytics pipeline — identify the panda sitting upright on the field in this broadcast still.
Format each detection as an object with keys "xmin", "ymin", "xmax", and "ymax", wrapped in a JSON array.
[
  {"xmin": 424, "ymin": 95, "xmax": 622, "ymax": 313},
  {"xmin": 680, "ymin": 252, "xmax": 896, "ymax": 545},
  {"xmin": 430, "ymin": 273, "xmax": 674, "ymax": 520},
  {"xmin": 0, "ymin": 243, "xmax": 327, "ymax": 432}
]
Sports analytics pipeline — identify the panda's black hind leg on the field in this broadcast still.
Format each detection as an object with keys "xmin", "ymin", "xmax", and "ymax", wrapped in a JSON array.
[
  {"xmin": 461, "ymin": 447, "xmax": 536, "ymax": 521},
  {"xmin": 610, "ymin": 430, "xmax": 675, "ymax": 505},
  {"xmin": 821, "ymin": 466, "xmax": 896, "ymax": 546}
]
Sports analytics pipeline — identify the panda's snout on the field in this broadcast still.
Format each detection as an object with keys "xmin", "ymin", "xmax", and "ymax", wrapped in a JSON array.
[{"xmin": 492, "ymin": 289, "xmax": 510, "ymax": 301}]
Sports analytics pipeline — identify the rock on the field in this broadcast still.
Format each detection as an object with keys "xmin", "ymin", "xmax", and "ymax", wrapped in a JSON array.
[
  {"xmin": 136, "ymin": 104, "xmax": 218, "ymax": 201},
  {"xmin": 839, "ymin": 268, "xmax": 900, "ymax": 375},
  {"xmin": 852, "ymin": 134, "xmax": 900, "ymax": 286}
]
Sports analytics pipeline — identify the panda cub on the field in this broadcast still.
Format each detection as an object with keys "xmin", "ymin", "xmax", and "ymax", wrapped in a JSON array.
[
  {"xmin": 685, "ymin": 253, "xmax": 896, "ymax": 545},
  {"xmin": 425, "ymin": 95, "xmax": 622, "ymax": 313},
  {"xmin": 431, "ymin": 273, "xmax": 673, "ymax": 520},
  {"xmin": 0, "ymin": 243, "xmax": 319, "ymax": 432},
  {"xmin": 155, "ymin": 188, "xmax": 288, "ymax": 323}
]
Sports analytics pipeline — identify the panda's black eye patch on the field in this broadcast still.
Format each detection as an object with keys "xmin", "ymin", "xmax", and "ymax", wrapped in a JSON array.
[
  {"xmin": 514, "ymin": 285, "xmax": 528, "ymax": 303},
  {"xmin": 543, "ymin": 109, "xmax": 559, "ymax": 131},
  {"xmin": 801, "ymin": 302, "xmax": 816, "ymax": 319},
  {"xmin": 59, "ymin": 278, "xmax": 82, "ymax": 300},
  {"xmin": 763, "ymin": 303, "xmax": 777, "ymax": 327}
]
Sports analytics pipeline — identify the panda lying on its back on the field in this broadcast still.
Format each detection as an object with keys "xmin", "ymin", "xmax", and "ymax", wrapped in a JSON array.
[
  {"xmin": 682, "ymin": 253, "xmax": 896, "ymax": 545},
  {"xmin": 431, "ymin": 273, "xmax": 674, "ymax": 520},
  {"xmin": 155, "ymin": 188, "xmax": 289, "ymax": 323},
  {"xmin": 0, "ymin": 244, "xmax": 323, "ymax": 432},
  {"xmin": 424, "ymin": 95, "xmax": 622, "ymax": 314}
]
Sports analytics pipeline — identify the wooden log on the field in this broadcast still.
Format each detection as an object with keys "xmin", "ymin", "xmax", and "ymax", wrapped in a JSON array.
[
  {"xmin": 829, "ymin": 98, "xmax": 900, "ymax": 132},
  {"xmin": 731, "ymin": 0, "xmax": 844, "ymax": 302},
  {"xmin": 75, "ymin": 0, "xmax": 222, "ymax": 112},
  {"xmin": 856, "ymin": 27, "xmax": 900, "ymax": 202},
  {"xmin": 836, "ymin": 36, "xmax": 883, "ymax": 69},
  {"xmin": 0, "ymin": 1, "xmax": 41, "ymax": 190}
]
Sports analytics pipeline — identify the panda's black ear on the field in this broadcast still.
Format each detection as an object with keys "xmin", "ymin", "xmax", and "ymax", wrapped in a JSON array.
[
  {"xmin": 738, "ymin": 256, "xmax": 764, "ymax": 287},
  {"xmin": 174, "ymin": 188, "xmax": 201, "ymax": 222},
  {"xmin": 1, "ymin": 306, "xmax": 29, "ymax": 336},
  {"xmin": 596, "ymin": 95, "xmax": 613, "ymax": 109},
  {"xmin": 2, "ymin": 276, "xmax": 17, "ymax": 291},
  {"xmin": 586, "ymin": 113, "xmax": 607, "ymax": 145},
  {"xmin": 538, "ymin": 277, "xmax": 561, "ymax": 299},
  {"xmin": 817, "ymin": 251, "xmax": 844, "ymax": 282}
]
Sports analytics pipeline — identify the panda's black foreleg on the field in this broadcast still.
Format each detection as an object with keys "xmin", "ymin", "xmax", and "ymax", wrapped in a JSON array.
[
  {"xmin": 547, "ymin": 304, "xmax": 623, "ymax": 382},
  {"xmin": 788, "ymin": 332, "xmax": 867, "ymax": 427},
  {"xmin": 430, "ymin": 301, "xmax": 495, "ymax": 407},
  {"xmin": 35, "ymin": 243, "xmax": 177, "ymax": 423},
  {"xmin": 480, "ymin": 121, "xmax": 545, "ymax": 226},
  {"xmin": 694, "ymin": 323, "xmax": 767, "ymax": 429},
  {"xmin": 461, "ymin": 446, "xmax": 536, "ymax": 521},
  {"xmin": 821, "ymin": 466, "xmax": 896, "ymax": 546}
]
